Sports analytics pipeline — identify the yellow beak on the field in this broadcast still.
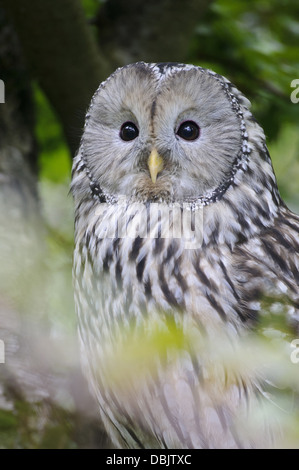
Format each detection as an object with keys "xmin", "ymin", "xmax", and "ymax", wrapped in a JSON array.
[{"xmin": 147, "ymin": 148, "xmax": 164, "ymax": 184}]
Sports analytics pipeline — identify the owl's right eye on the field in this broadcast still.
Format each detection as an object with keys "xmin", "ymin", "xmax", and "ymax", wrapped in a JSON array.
[
  {"xmin": 176, "ymin": 121, "xmax": 200, "ymax": 141},
  {"xmin": 120, "ymin": 122, "xmax": 139, "ymax": 141}
]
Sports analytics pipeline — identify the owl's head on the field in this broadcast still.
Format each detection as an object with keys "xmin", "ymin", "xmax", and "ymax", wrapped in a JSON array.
[{"xmin": 73, "ymin": 62, "xmax": 278, "ymax": 211}]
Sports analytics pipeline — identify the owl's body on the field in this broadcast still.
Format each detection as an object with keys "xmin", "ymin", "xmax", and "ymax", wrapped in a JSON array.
[{"xmin": 72, "ymin": 63, "xmax": 299, "ymax": 448}]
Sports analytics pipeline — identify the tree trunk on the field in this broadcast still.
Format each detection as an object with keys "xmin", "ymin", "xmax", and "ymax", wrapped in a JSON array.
[
  {"xmin": 95, "ymin": 0, "xmax": 213, "ymax": 68},
  {"xmin": 1, "ymin": 0, "xmax": 109, "ymax": 156}
]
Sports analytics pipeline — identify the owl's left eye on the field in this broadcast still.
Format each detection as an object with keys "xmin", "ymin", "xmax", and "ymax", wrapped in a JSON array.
[
  {"xmin": 176, "ymin": 121, "xmax": 200, "ymax": 141},
  {"xmin": 120, "ymin": 122, "xmax": 139, "ymax": 141}
]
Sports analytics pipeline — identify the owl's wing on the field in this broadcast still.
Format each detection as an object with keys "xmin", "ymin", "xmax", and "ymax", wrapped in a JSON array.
[{"xmin": 231, "ymin": 206, "xmax": 299, "ymax": 330}]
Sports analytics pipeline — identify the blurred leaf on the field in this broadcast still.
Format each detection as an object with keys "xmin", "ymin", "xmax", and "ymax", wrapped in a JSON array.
[
  {"xmin": 34, "ymin": 85, "xmax": 71, "ymax": 183},
  {"xmin": 268, "ymin": 124, "xmax": 299, "ymax": 211},
  {"xmin": 81, "ymin": 0, "xmax": 102, "ymax": 17},
  {"xmin": 103, "ymin": 316, "xmax": 192, "ymax": 388}
]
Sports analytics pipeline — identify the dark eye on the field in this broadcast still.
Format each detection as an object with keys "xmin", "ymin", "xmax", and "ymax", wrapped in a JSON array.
[
  {"xmin": 120, "ymin": 121, "xmax": 139, "ymax": 141},
  {"xmin": 176, "ymin": 121, "xmax": 200, "ymax": 141}
]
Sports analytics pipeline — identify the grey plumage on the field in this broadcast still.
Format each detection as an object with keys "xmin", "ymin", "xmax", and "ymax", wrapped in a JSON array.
[{"xmin": 71, "ymin": 62, "xmax": 299, "ymax": 448}]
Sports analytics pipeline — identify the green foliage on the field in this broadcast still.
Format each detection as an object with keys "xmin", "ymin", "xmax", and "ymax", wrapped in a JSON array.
[
  {"xmin": 35, "ymin": 85, "xmax": 71, "ymax": 183},
  {"xmin": 104, "ymin": 316, "xmax": 192, "ymax": 388},
  {"xmin": 190, "ymin": 0, "xmax": 299, "ymax": 141},
  {"xmin": 268, "ymin": 124, "xmax": 299, "ymax": 209},
  {"xmin": 0, "ymin": 399, "xmax": 99, "ymax": 449},
  {"xmin": 81, "ymin": 0, "xmax": 102, "ymax": 18}
]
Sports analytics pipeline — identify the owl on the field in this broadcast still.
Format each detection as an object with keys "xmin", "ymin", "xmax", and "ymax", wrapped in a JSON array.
[{"xmin": 71, "ymin": 62, "xmax": 299, "ymax": 449}]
